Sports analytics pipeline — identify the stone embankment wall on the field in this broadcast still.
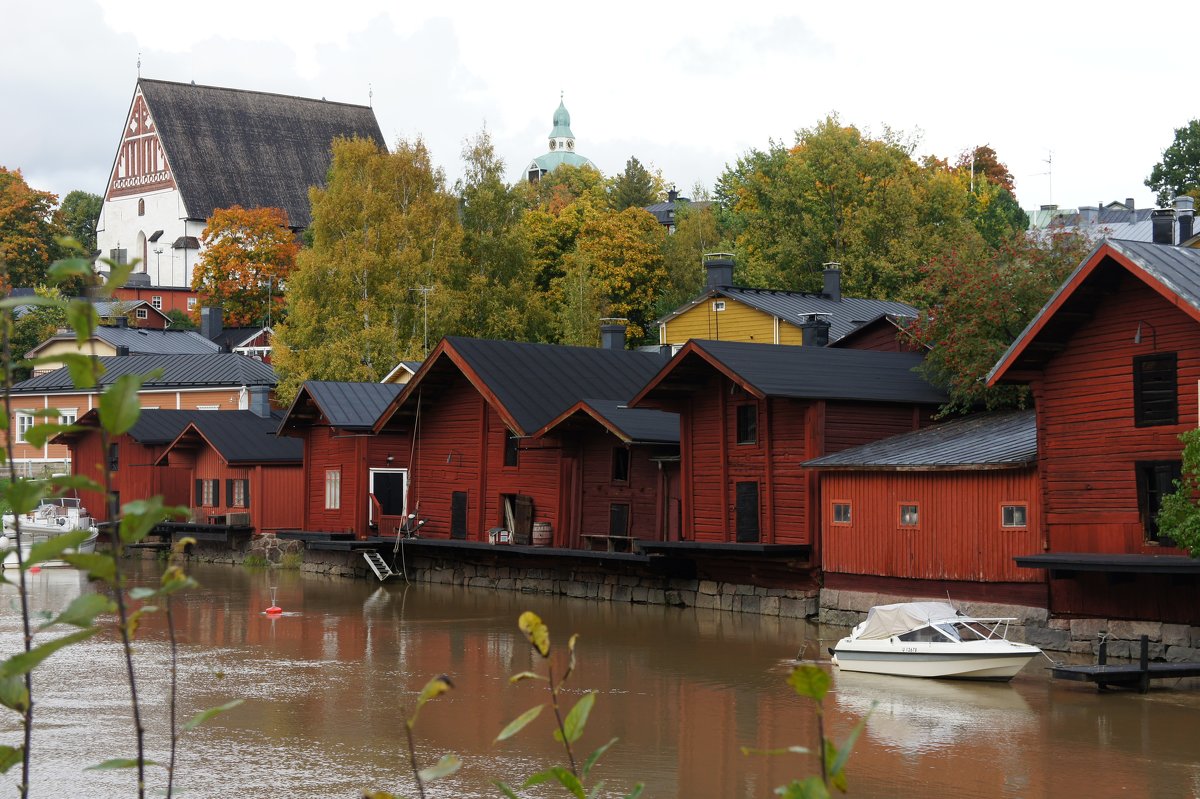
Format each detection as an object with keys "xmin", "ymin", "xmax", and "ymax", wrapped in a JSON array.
[{"xmin": 820, "ymin": 588, "xmax": 1200, "ymax": 663}]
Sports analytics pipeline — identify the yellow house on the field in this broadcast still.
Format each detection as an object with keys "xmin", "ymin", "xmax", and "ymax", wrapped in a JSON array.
[{"xmin": 657, "ymin": 255, "xmax": 917, "ymax": 348}]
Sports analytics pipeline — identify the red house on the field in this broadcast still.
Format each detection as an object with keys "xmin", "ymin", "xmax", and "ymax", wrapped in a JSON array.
[
  {"xmin": 373, "ymin": 334, "xmax": 677, "ymax": 548},
  {"xmin": 988, "ymin": 239, "xmax": 1200, "ymax": 622},
  {"xmin": 629, "ymin": 340, "xmax": 945, "ymax": 564},
  {"xmin": 805, "ymin": 410, "xmax": 1044, "ymax": 605},
  {"xmin": 54, "ymin": 409, "xmax": 202, "ymax": 522},
  {"xmin": 156, "ymin": 405, "xmax": 303, "ymax": 534},
  {"xmin": 276, "ymin": 381, "xmax": 407, "ymax": 538}
]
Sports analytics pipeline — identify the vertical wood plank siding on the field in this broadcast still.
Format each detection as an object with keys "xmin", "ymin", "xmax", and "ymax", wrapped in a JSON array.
[
  {"xmin": 821, "ymin": 470, "xmax": 1042, "ymax": 582},
  {"xmin": 304, "ymin": 426, "xmax": 362, "ymax": 534},
  {"xmin": 180, "ymin": 445, "xmax": 302, "ymax": 533},
  {"xmin": 1034, "ymin": 273, "xmax": 1193, "ymax": 557},
  {"xmin": 65, "ymin": 429, "xmax": 191, "ymax": 522},
  {"xmin": 482, "ymin": 405, "xmax": 561, "ymax": 541},
  {"xmin": 577, "ymin": 433, "xmax": 662, "ymax": 540}
]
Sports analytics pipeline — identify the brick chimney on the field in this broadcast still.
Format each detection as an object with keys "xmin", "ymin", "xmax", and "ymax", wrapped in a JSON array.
[{"xmin": 704, "ymin": 253, "xmax": 735, "ymax": 289}]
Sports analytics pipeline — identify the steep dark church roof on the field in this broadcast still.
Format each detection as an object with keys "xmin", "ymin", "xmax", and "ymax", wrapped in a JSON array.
[{"xmin": 138, "ymin": 78, "xmax": 384, "ymax": 228}]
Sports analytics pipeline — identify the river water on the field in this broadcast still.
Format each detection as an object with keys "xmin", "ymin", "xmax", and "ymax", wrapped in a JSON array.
[{"xmin": 2, "ymin": 562, "xmax": 1199, "ymax": 798}]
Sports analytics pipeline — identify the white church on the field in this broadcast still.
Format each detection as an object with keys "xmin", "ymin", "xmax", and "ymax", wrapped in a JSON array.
[{"xmin": 96, "ymin": 78, "xmax": 384, "ymax": 290}]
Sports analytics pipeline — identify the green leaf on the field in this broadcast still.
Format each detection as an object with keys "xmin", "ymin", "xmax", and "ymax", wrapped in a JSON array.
[
  {"xmin": 494, "ymin": 704, "xmax": 544, "ymax": 743},
  {"xmin": 0, "ymin": 675, "xmax": 29, "ymax": 713},
  {"xmin": 582, "ymin": 736, "xmax": 618, "ymax": 778},
  {"xmin": 99, "ymin": 374, "xmax": 144, "ymax": 435},
  {"xmin": 24, "ymin": 422, "xmax": 70, "ymax": 449},
  {"xmin": 547, "ymin": 766, "xmax": 585, "ymax": 799},
  {"xmin": 826, "ymin": 739, "xmax": 847, "ymax": 793},
  {"xmin": 508, "ymin": 671, "xmax": 546, "ymax": 684},
  {"xmin": 62, "ymin": 552, "xmax": 116, "ymax": 583},
  {"xmin": 86, "ymin": 758, "xmax": 154, "ymax": 771},
  {"xmin": 587, "ymin": 781, "xmax": 605, "ymax": 799},
  {"xmin": 47, "ymin": 257, "xmax": 93, "ymax": 283},
  {"xmin": 554, "ymin": 692, "xmax": 595, "ymax": 745},
  {"xmin": 46, "ymin": 473, "xmax": 103, "ymax": 494},
  {"xmin": 1, "ymin": 628, "xmax": 98, "ymax": 678},
  {"xmin": 787, "ymin": 664, "xmax": 831, "ymax": 702},
  {"xmin": 518, "ymin": 611, "xmax": 550, "ymax": 657},
  {"xmin": 26, "ymin": 530, "xmax": 93, "ymax": 567},
  {"xmin": 409, "ymin": 674, "xmax": 453, "ymax": 728},
  {"xmin": 0, "ymin": 745, "xmax": 22, "ymax": 775},
  {"xmin": 104, "ymin": 261, "xmax": 137, "ymax": 294},
  {"xmin": 493, "ymin": 781, "xmax": 521, "ymax": 799},
  {"xmin": 416, "ymin": 753, "xmax": 461, "ymax": 783},
  {"xmin": 521, "ymin": 769, "xmax": 555, "ymax": 788},
  {"xmin": 129, "ymin": 587, "xmax": 157, "ymax": 600},
  {"xmin": 43, "ymin": 592, "xmax": 114, "ymax": 629},
  {"xmin": 62, "ymin": 351, "xmax": 103, "ymax": 389},
  {"xmin": 623, "ymin": 785, "xmax": 645, "ymax": 799},
  {"xmin": 119, "ymin": 496, "xmax": 177, "ymax": 544},
  {"xmin": 775, "ymin": 777, "xmax": 830, "ymax": 799},
  {"xmin": 6, "ymin": 479, "xmax": 49, "ymax": 515},
  {"xmin": 182, "ymin": 699, "xmax": 243, "ymax": 732}
]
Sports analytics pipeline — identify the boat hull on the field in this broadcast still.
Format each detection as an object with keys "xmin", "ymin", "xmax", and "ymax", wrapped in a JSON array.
[
  {"xmin": 832, "ymin": 644, "xmax": 1038, "ymax": 681},
  {"xmin": 1, "ymin": 531, "xmax": 98, "ymax": 569}
]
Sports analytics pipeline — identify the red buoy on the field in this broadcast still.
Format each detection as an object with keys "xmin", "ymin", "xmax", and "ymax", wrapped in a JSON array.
[
  {"xmin": 266, "ymin": 605, "xmax": 282, "ymax": 615},
  {"xmin": 29, "ymin": 565, "xmax": 41, "ymax": 574}
]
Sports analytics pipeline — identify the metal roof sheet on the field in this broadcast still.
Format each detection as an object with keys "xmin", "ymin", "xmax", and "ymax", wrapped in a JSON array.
[
  {"xmin": 302, "ymin": 381, "xmax": 404, "ymax": 430},
  {"xmin": 183, "ymin": 411, "xmax": 301, "ymax": 464},
  {"xmin": 683, "ymin": 340, "xmax": 946, "ymax": 404},
  {"xmin": 12, "ymin": 353, "xmax": 276, "ymax": 393},
  {"xmin": 575, "ymin": 398, "xmax": 679, "ymax": 444},
  {"xmin": 803, "ymin": 410, "xmax": 1035, "ymax": 469}
]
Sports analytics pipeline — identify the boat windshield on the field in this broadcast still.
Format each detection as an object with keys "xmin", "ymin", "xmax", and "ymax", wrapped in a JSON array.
[{"xmin": 897, "ymin": 624, "xmax": 958, "ymax": 643}]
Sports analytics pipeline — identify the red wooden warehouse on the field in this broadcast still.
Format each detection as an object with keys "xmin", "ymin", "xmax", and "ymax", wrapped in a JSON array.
[
  {"xmin": 988, "ymin": 238, "xmax": 1200, "ymax": 623},
  {"xmin": 373, "ymin": 333, "xmax": 678, "ymax": 548},
  {"xmin": 629, "ymin": 340, "xmax": 946, "ymax": 568},
  {"xmin": 276, "ymin": 381, "xmax": 407, "ymax": 539},
  {"xmin": 805, "ymin": 410, "xmax": 1044, "ymax": 605}
]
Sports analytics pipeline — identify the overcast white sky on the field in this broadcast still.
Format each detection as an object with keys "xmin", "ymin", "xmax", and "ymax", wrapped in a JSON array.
[{"xmin": 4, "ymin": 1, "xmax": 1196, "ymax": 214}]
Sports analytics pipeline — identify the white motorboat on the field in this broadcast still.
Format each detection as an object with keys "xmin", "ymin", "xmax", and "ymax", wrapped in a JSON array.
[
  {"xmin": 1, "ymin": 498, "xmax": 99, "ymax": 569},
  {"xmin": 830, "ymin": 601, "xmax": 1041, "ymax": 681}
]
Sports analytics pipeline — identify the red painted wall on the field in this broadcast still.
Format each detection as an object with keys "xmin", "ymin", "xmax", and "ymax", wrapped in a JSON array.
[
  {"xmin": 575, "ymin": 433, "xmax": 664, "ymax": 543},
  {"xmin": 173, "ymin": 445, "xmax": 302, "ymax": 533},
  {"xmin": 66, "ymin": 428, "xmax": 191, "ymax": 522}
]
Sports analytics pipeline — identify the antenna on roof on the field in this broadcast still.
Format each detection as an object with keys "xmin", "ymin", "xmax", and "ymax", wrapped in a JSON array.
[{"xmin": 369, "ymin": 83, "xmax": 373, "ymax": 108}]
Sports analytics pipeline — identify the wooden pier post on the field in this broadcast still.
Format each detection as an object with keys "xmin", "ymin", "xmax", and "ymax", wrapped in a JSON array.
[{"xmin": 1139, "ymin": 635, "xmax": 1150, "ymax": 694}]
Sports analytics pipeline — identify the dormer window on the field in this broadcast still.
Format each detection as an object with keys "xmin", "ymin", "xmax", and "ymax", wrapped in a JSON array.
[{"xmin": 713, "ymin": 300, "xmax": 726, "ymax": 312}]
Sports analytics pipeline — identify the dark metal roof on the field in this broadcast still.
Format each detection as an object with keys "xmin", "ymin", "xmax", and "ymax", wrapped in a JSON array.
[
  {"xmin": 12, "ymin": 353, "xmax": 276, "ymax": 394},
  {"xmin": 988, "ymin": 240, "xmax": 1200, "ymax": 383},
  {"xmin": 177, "ymin": 411, "xmax": 301, "ymax": 464},
  {"xmin": 1013, "ymin": 552, "xmax": 1200, "ymax": 574},
  {"xmin": 803, "ymin": 410, "xmax": 1035, "ymax": 469},
  {"xmin": 299, "ymin": 381, "xmax": 404, "ymax": 430},
  {"xmin": 642, "ymin": 198, "xmax": 712, "ymax": 226},
  {"xmin": 573, "ymin": 398, "xmax": 680, "ymax": 444},
  {"xmin": 27, "ymin": 326, "xmax": 217, "ymax": 358},
  {"xmin": 667, "ymin": 340, "xmax": 946, "ymax": 404},
  {"xmin": 209, "ymin": 327, "xmax": 270, "ymax": 351},
  {"xmin": 53, "ymin": 408, "xmax": 205, "ymax": 446},
  {"xmin": 416, "ymin": 337, "xmax": 671, "ymax": 435},
  {"xmin": 659, "ymin": 286, "xmax": 917, "ymax": 343},
  {"xmin": 139, "ymin": 78, "xmax": 384, "ymax": 228}
]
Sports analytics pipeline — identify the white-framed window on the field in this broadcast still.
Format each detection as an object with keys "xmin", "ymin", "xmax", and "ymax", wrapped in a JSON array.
[
  {"xmin": 712, "ymin": 300, "xmax": 726, "ymax": 312},
  {"xmin": 187, "ymin": 297, "xmax": 197, "ymax": 310},
  {"xmin": 899, "ymin": 503, "xmax": 920, "ymax": 527},
  {"xmin": 151, "ymin": 295, "xmax": 163, "ymax": 310},
  {"xmin": 832, "ymin": 502, "xmax": 851, "ymax": 525},
  {"xmin": 230, "ymin": 479, "xmax": 248, "ymax": 508},
  {"xmin": 135, "ymin": 308, "xmax": 148, "ymax": 319},
  {"xmin": 15, "ymin": 412, "xmax": 34, "ymax": 443},
  {"xmin": 197, "ymin": 405, "xmax": 219, "ymax": 411},
  {"xmin": 201, "ymin": 479, "xmax": 216, "ymax": 507},
  {"xmin": 1002, "ymin": 504, "xmax": 1028, "ymax": 528},
  {"xmin": 59, "ymin": 409, "xmax": 77, "ymax": 426},
  {"xmin": 325, "ymin": 469, "xmax": 341, "ymax": 510}
]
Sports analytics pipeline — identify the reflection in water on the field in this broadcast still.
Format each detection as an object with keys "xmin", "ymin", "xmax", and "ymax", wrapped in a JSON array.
[{"xmin": 2, "ymin": 562, "xmax": 1199, "ymax": 798}]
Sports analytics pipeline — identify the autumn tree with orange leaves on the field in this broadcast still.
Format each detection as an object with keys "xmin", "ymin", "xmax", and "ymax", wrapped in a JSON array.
[
  {"xmin": 193, "ymin": 205, "xmax": 298, "ymax": 327},
  {"xmin": 0, "ymin": 166, "xmax": 66, "ymax": 291}
]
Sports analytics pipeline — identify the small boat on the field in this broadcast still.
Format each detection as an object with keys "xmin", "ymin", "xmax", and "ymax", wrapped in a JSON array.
[
  {"xmin": 1, "ymin": 498, "xmax": 99, "ymax": 569},
  {"xmin": 830, "ymin": 601, "xmax": 1041, "ymax": 681}
]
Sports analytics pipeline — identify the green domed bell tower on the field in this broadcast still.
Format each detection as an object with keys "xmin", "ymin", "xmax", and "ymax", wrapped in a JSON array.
[{"xmin": 525, "ymin": 93, "xmax": 596, "ymax": 183}]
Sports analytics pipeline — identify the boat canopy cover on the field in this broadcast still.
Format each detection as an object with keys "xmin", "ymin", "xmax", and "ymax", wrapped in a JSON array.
[{"xmin": 856, "ymin": 602, "xmax": 959, "ymax": 640}]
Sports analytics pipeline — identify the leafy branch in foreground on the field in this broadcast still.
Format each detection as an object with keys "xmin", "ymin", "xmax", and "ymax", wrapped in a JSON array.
[
  {"xmin": 742, "ymin": 664, "xmax": 871, "ymax": 799},
  {"xmin": 494, "ymin": 611, "xmax": 643, "ymax": 799},
  {"xmin": 364, "ymin": 674, "xmax": 459, "ymax": 799},
  {"xmin": 1156, "ymin": 427, "xmax": 1200, "ymax": 557}
]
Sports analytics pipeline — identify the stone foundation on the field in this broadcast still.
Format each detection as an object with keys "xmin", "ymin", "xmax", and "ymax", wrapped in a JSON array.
[{"xmin": 820, "ymin": 587, "xmax": 1200, "ymax": 662}]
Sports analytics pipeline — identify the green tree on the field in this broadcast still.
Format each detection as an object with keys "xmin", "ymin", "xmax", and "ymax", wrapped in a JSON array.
[
  {"xmin": 165, "ymin": 308, "xmax": 197, "ymax": 330},
  {"xmin": 55, "ymin": 190, "xmax": 103, "ymax": 254},
  {"xmin": 1146, "ymin": 120, "xmax": 1200, "ymax": 206},
  {"xmin": 907, "ymin": 227, "xmax": 1098, "ymax": 413},
  {"xmin": 657, "ymin": 202, "xmax": 729, "ymax": 315},
  {"xmin": 607, "ymin": 157, "xmax": 662, "ymax": 211},
  {"xmin": 1156, "ymin": 428, "xmax": 1200, "ymax": 557},
  {"xmin": 9, "ymin": 285, "xmax": 67, "ymax": 380},
  {"xmin": 0, "ymin": 167, "xmax": 65, "ymax": 290},
  {"xmin": 193, "ymin": 205, "xmax": 298, "ymax": 327},
  {"xmin": 272, "ymin": 136, "xmax": 462, "ymax": 402}
]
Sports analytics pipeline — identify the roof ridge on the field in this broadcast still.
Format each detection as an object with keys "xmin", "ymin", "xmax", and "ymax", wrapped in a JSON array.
[{"xmin": 140, "ymin": 77, "xmax": 372, "ymax": 111}]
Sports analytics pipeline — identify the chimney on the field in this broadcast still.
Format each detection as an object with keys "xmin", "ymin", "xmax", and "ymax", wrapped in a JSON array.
[
  {"xmin": 600, "ymin": 323, "xmax": 626, "ymax": 350},
  {"xmin": 822, "ymin": 263, "xmax": 842, "ymax": 302},
  {"xmin": 704, "ymin": 253, "xmax": 735, "ymax": 289},
  {"xmin": 1079, "ymin": 206, "xmax": 1099, "ymax": 225},
  {"xmin": 667, "ymin": 188, "xmax": 678, "ymax": 203},
  {"xmin": 1175, "ymin": 195, "xmax": 1195, "ymax": 243},
  {"xmin": 248, "ymin": 385, "xmax": 271, "ymax": 418},
  {"xmin": 1152, "ymin": 208, "xmax": 1176, "ymax": 245},
  {"xmin": 800, "ymin": 314, "xmax": 831, "ymax": 347},
  {"xmin": 200, "ymin": 306, "xmax": 223, "ymax": 341},
  {"xmin": 658, "ymin": 343, "xmax": 674, "ymax": 359},
  {"xmin": 1127, "ymin": 197, "xmax": 1136, "ymax": 224},
  {"xmin": 115, "ymin": 345, "xmax": 130, "ymax": 357}
]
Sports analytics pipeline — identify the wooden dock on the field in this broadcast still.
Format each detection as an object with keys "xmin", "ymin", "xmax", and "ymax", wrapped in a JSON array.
[{"xmin": 1051, "ymin": 635, "xmax": 1200, "ymax": 693}]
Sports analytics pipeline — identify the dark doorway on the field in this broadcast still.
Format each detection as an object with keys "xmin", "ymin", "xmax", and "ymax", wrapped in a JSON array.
[
  {"xmin": 735, "ymin": 481, "xmax": 760, "ymax": 543},
  {"xmin": 369, "ymin": 469, "xmax": 407, "ymax": 523},
  {"xmin": 451, "ymin": 491, "xmax": 468, "ymax": 540}
]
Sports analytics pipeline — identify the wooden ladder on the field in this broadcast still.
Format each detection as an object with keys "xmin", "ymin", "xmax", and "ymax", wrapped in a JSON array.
[{"xmin": 362, "ymin": 551, "xmax": 395, "ymax": 581}]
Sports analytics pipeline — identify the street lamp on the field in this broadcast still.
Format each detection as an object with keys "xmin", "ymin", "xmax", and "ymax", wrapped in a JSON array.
[{"xmin": 153, "ymin": 247, "xmax": 163, "ymax": 285}]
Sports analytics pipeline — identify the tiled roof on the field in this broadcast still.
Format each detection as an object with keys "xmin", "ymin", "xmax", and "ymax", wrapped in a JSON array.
[
  {"xmin": 139, "ymin": 78, "xmax": 384, "ymax": 228},
  {"xmin": 12, "ymin": 353, "xmax": 276, "ymax": 394},
  {"xmin": 803, "ymin": 410, "xmax": 1036, "ymax": 469}
]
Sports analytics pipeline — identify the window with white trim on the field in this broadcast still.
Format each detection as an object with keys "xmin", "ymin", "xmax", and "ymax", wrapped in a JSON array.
[
  {"xmin": 187, "ymin": 297, "xmax": 197, "ymax": 310},
  {"xmin": 899, "ymin": 503, "xmax": 920, "ymax": 527},
  {"xmin": 151, "ymin": 296, "xmax": 163, "ymax": 310},
  {"xmin": 15, "ymin": 413, "xmax": 34, "ymax": 443},
  {"xmin": 833, "ymin": 502, "xmax": 851, "ymax": 525},
  {"xmin": 135, "ymin": 308, "xmax": 148, "ymax": 319},
  {"xmin": 201, "ymin": 479, "xmax": 217, "ymax": 507},
  {"xmin": 1001, "ymin": 504, "xmax": 1027, "ymax": 528},
  {"xmin": 325, "ymin": 469, "xmax": 341, "ymax": 510},
  {"xmin": 59, "ymin": 409, "xmax": 77, "ymax": 426},
  {"xmin": 197, "ymin": 405, "xmax": 219, "ymax": 411}
]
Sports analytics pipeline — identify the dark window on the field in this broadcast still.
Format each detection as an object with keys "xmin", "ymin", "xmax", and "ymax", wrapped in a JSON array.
[
  {"xmin": 504, "ymin": 430, "xmax": 519, "ymax": 467},
  {"xmin": 1137, "ymin": 461, "xmax": 1181, "ymax": 545},
  {"xmin": 109, "ymin": 491, "xmax": 120, "ymax": 519},
  {"xmin": 108, "ymin": 443, "xmax": 119, "ymax": 471},
  {"xmin": 609, "ymin": 503, "xmax": 630, "ymax": 536},
  {"xmin": 1133, "ymin": 353, "xmax": 1177, "ymax": 426},
  {"xmin": 736, "ymin": 404, "xmax": 758, "ymax": 444},
  {"xmin": 451, "ymin": 491, "xmax": 468, "ymax": 540},
  {"xmin": 833, "ymin": 502, "xmax": 851, "ymax": 525},
  {"xmin": 612, "ymin": 448, "xmax": 630, "ymax": 482},
  {"xmin": 900, "ymin": 504, "xmax": 920, "ymax": 527},
  {"xmin": 1001, "ymin": 504, "xmax": 1027, "ymax": 527},
  {"xmin": 735, "ymin": 482, "xmax": 760, "ymax": 542},
  {"xmin": 137, "ymin": 198, "xmax": 145, "ymax": 216}
]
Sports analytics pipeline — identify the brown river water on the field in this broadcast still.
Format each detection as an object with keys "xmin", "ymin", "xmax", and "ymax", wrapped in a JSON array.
[{"xmin": 2, "ymin": 562, "xmax": 1199, "ymax": 798}]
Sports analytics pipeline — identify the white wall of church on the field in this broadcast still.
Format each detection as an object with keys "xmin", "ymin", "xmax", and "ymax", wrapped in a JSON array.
[{"xmin": 95, "ymin": 188, "xmax": 201, "ymax": 288}]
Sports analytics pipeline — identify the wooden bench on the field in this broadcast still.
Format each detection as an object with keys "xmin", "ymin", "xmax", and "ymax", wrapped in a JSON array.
[{"xmin": 581, "ymin": 534, "xmax": 637, "ymax": 553}]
